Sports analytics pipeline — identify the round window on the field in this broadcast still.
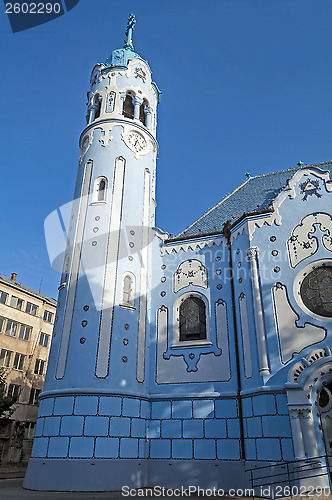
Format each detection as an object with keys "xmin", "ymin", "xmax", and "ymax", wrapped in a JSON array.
[{"xmin": 300, "ymin": 266, "xmax": 332, "ymax": 318}]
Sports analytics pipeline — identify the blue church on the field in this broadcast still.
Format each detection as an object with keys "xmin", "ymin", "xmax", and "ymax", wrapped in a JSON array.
[{"xmin": 24, "ymin": 16, "xmax": 332, "ymax": 493}]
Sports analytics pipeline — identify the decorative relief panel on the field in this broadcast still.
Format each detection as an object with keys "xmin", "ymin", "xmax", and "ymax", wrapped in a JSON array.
[
  {"xmin": 299, "ymin": 179, "xmax": 322, "ymax": 201},
  {"xmin": 91, "ymin": 126, "xmax": 115, "ymax": 148},
  {"xmin": 288, "ymin": 213, "xmax": 332, "ymax": 268},
  {"xmin": 134, "ymin": 67, "xmax": 146, "ymax": 82},
  {"xmin": 106, "ymin": 91, "xmax": 116, "ymax": 113},
  {"xmin": 288, "ymin": 347, "xmax": 331, "ymax": 384},
  {"xmin": 272, "ymin": 283, "xmax": 326, "ymax": 364},
  {"xmin": 174, "ymin": 259, "xmax": 208, "ymax": 293}
]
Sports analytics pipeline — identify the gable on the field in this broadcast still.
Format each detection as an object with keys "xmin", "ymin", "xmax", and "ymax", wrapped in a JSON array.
[{"xmin": 178, "ymin": 161, "xmax": 332, "ymax": 238}]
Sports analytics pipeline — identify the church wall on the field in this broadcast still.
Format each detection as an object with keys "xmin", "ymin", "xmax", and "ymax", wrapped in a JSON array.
[
  {"xmin": 236, "ymin": 168, "xmax": 332, "ymax": 464},
  {"xmin": 249, "ymin": 169, "xmax": 332, "ymax": 382},
  {"xmin": 146, "ymin": 235, "xmax": 244, "ymax": 461}
]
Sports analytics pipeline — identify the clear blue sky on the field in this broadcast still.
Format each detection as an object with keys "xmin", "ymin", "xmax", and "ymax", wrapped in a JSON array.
[{"xmin": 1, "ymin": 0, "xmax": 332, "ymax": 298}]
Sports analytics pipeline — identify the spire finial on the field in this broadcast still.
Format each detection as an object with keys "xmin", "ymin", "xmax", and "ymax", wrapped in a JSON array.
[{"xmin": 124, "ymin": 14, "xmax": 136, "ymax": 50}]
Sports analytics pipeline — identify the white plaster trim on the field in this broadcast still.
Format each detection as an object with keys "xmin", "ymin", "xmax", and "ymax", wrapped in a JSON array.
[
  {"xmin": 95, "ymin": 157, "xmax": 126, "ymax": 378},
  {"xmin": 56, "ymin": 160, "xmax": 93, "ymax": 379},
  {"xmin": 239, "ymin": 293, "xmax": 253, "ymax": 378},
  {"xmin": 136, "ymin": 169, "xmax": 150, "ymax": 383},
  {"xmin": 247, "ymin": 247, "xmax": 270, "ymax": 375}
]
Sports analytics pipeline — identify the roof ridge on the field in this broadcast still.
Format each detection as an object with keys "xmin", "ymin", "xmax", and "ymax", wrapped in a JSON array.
[{"xmin": 251, "ymin": 160, "xmax": 332, "ymax": 180}]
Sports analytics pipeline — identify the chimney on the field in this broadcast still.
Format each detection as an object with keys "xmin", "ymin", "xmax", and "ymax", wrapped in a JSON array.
[{"xmin": 11, "ymin": 273, "xmax": 17, "ymax": 282}]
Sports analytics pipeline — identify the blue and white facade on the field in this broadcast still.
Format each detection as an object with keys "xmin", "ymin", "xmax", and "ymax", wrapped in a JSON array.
[{"xmin": 24, "ymin": 17, "xmax": 332, "ymax": 493}]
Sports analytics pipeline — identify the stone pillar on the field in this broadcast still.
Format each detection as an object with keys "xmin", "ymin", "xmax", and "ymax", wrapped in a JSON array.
[
  {"xmin": 301, "ymin": 408, "xmax": 319, "ymax": 457},
  {"xmin": 88, "ymin": 103, "xmax": 98, "ymax": 123},
  {"xmin": 145, "ymin": 106, "xmax": 153, "ymax": 129},
  {"xmin": 246, "ymin": 246, "xmax": 270, "ymax": 375},
  {"xmin": 119, "ymin": 92, "xmax": 126, "ymax": 115},
  {"xmin": 133, "ymin": 95, "xmax": 143, "ymax": 120},
  {"xmin": 289, "ymin": 408, "xmax": 306, "ymax": 458}
]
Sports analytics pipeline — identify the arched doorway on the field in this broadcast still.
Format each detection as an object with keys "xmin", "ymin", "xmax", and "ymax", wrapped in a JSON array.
[{"xmin": 318, "ymin": 382, "xmax": 332, "ymax": 457}]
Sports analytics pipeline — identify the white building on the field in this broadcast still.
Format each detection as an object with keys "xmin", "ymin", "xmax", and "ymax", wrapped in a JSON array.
[{"xmin": 0, "ymin": 273, "xmax": 56, "ymax": 464}]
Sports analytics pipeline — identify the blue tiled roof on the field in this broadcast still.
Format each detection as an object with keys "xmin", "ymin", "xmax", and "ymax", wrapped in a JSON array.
[
  {"xmin": 0, "ymin": 275, "xmax": 57, "ymax": 306},
  {"xmin": 178, "ymin": 161, "xmax": 332, "ymax": 238}
]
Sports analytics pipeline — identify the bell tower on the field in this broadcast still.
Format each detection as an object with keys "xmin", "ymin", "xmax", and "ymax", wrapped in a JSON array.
[{"xmin": 24, "ymin": 15, "xmax": 160, "ymax": 491}]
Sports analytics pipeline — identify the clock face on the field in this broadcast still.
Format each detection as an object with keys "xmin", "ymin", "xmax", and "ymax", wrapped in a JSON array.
[{"xmin": 127, "ymin": 131, "xmax": 147, "ymax": 153}]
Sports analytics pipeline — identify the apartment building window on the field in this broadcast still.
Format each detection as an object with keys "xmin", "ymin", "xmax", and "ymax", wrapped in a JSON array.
[
  {"xmin": 7, "ymin": 383, "xmax": 20, "ymax": 400},
  {"xmin": 24, "ymin": 422, "xmax": 36, "ymax": 439},
  {"xmin": 43, "ymin": 310, "xmax": 53, "ymax": 323},
  {"xmin": 0, "ymin": 292, "xmax": 8, "ymax": 304},
  {"xmin": 13, "ymin": 353, "xmax": 26, "ymax": 371},
  {"xmin": 5, "ymin": 320, "xmax": 18, "ymax": 337},
  {"xmin": 39, "ymin": 332, "xmax": 50, "ymax": 347},
  {"xmin": 0, "ymin": 317, "xmax": 4, "ymax": 333},
  {"xmin": 10, "ymin": 296, "xmax": 23, "ymax": 310},
  {"xmin": 25, "ymin": 302, "xmax": 38, "ymax": 316},
  {"xmin": 0, "ymin": 349, "xmax": 12, "ymax": 368},
  {"xmin": 19, "ymin": 325, "xmax": 31, "ymax": 341},
  {"xmin": 29, "ymin": 388, "xmax": 41, "ymax": 405},
  {"xmin": 34, "ymin": 358, "xmax": 45, "ymax": 375}
]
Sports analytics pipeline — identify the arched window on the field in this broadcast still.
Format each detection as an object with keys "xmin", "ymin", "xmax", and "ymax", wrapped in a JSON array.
[
  {"xmin": 92, "ymin": 177, "xmax": 107, "ymax": 204},
  {"xmin": 179, "ymin": 296, "xmax": 207, "ymax": 341},
  {"xmin": 121, "ymin": 273, "xmax": 135, "ymax": 308},
  {"xmin": 123, "ymin": 94, "xmax": 134, "ymax": 119},
  {"xmin": 94, "ymin": 95, "xmax": 101, "ymax": 120},
  {"xmin": 97, "ymin": 178, "xmax": 106, "ymax": 202}
]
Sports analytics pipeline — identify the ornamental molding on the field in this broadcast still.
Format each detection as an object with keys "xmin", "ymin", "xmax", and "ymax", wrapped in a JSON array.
[
  {"xmin": 288, "ymin": 347, "xmax": 331, "ymax": 385},
  {"xmin": 246, "ymin": 246, "xmax": 259, "ymax": 261},
  {"xmin": 288, "ymin": 212, "xmax": 332, "ymax": 268},
  {"xmin": 273, "ymin": 282, "xmax": 326, "ymax": 364},
  {"xmin": 79, "ymin": 118, "xmax": 158, "ymax": 154},
  {"xmin": 79, "ymin": 132, "xmax": 93, "ymax": 164},
  {"xmin": 232, "ymin": 167, "xmax": 332, "ymax": 241},
  {"xmin": 126, "ymin": 59, "xmax": 151, "ymax": 83},
  {"xmin": 97, "ymin": 126, "xmax": 114, "ymax": 147},
  {"xmin": 161, "ymin": 237, "xmax": 225, "ymax": 256},
  {"xmin": 173, "ymin": 259, "xmax": 208, "ymax": 293}
]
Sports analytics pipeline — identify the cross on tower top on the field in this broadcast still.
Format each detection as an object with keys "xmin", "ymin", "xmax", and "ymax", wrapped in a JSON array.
[{"xmin": 124, "ymin": 13, "xmax": 136, "ymax": 49}]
